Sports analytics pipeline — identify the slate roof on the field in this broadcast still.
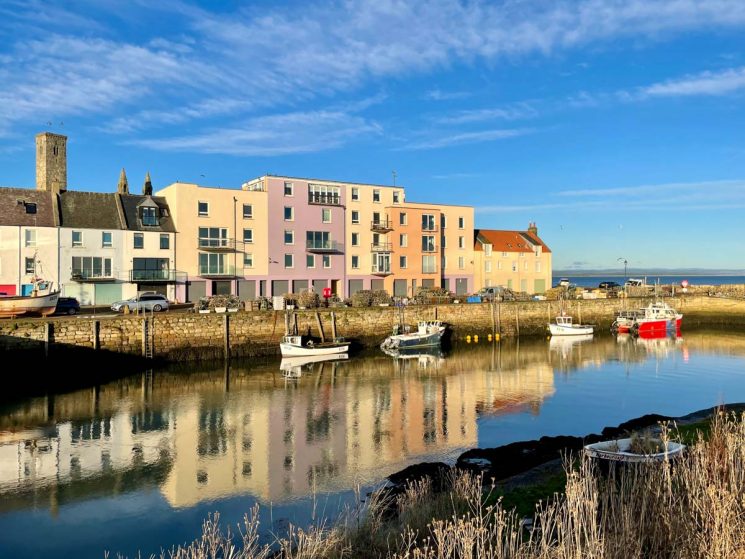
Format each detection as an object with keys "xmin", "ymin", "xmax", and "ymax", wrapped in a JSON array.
[
  {"xmin": 58, "ymin": 191, "xmax": 124, "ymax": 229},
  {"xmin": 118, "ymin": 194, "xmax": 176, "ymax": 232},
  {"xmin": 474, "ymin": 229, "xmax": 552, "ymax": 253},
  {"xmin": 0, "ymin": 187, "xmax": 58, "ymax": 227}
]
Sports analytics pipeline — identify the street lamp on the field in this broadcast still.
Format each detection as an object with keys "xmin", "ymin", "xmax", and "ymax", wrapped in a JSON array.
[{"xmin": 617, "ymin": 257, "xmax": 628, "ymax": 283}]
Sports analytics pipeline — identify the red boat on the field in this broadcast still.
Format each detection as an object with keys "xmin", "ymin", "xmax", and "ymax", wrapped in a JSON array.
[{"xmin": 611, "ymin": 301, "xmax": 682, "ymax": 335}]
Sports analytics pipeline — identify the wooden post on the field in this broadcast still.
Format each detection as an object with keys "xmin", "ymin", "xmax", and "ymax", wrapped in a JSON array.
[
  {"xmin": 284, "ymin": 311, "xmax": 290, "ymax": 335},
  {"xmin": 315, "ymin": 311, "xmax": 326, "ymax": 342},
  {"xmin": 330, "ymin": 312, "xmax": 337, "ymax": 339},
  {"xmin": 92, "ymin": 320, "xmax": 100, "ymax": 351},
  {"xmin": 44, "ymin": 322, "xmax": 51, "ymax": 357},
  {"xmin": 490, "ymin": 300, "xmax": 496, "ymax": 336},
  {"xmin": 224, "ymin": 314, "xmax": 230, "ymax": 360},
  {"xmin": 515, "ymin": 304, "xmax": 520, "ymax": 337},
  {"xmin": 578, "ymin": 301, "xmax": 582, "ymax": 325},
  {"xmin": 141, "ymin": 319, "xmax": 147, "ymax": 357},
  {"xmin": 293, "ymin": 313, "xmax": 298, "ymax": 336},
  {"xmin": 497, "ymin": 300, "xmax": 501, "ymax": 335}
]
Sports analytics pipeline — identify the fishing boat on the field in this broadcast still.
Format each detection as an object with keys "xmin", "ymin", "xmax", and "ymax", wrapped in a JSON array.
[
  {"xmin": 279, "ymin": 334, "xmax": 349, "ymax": 357},
  {"xmin": 548, "ymin": 314, "xmax": 594, "ymax": 336},
  {"xmin": 380, "ymin": 320, "xmax": 446, "ymax": 351},
  {"xmin": 611, "ymin": 301, "xmax": 682, "ymax": 335},
  {"xmin": 0, "ymin": 278, "xmax": 59, "ymax": 318},
  {"xmin": 279, "ymin": 353, "xmax": 348, "ymax": 378}
]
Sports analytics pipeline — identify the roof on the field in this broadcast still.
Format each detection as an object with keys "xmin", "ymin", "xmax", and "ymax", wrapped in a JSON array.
[
  {"xmin": 0, "ymin": 187, "xmax": 58, "ymax": 227},
  {"xmin": 474, "ymin": 228, "xmax": 552, "ymax": 253},
  {"xmin": 58, "ymin": 191, "xmax": 123, "ymax": 229},
  {"xmin": 118, "ymin": 194, "xmax": 176, "ymax": 232}
]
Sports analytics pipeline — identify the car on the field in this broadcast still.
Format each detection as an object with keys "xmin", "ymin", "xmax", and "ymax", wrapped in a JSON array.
[
  {"xmin": 477, "ymin": 286, "xmax": 515, "ymax": 301},
  {"xmin": 111, "ymin": 293, "xmax": 169, "ymax": 313},
  {"xmin": 54, "ymin": 297, "xmax": 80, "ymax": 315},
  {"xmin": 598, "ymin": 281, "xmax": 621, "ymax": 290}
]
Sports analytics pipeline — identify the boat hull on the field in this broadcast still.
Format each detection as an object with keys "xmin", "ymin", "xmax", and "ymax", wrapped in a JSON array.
[
  {"xmin": 0, "ymin": 291, "xmax": 59, "ymax": 318},
  {"xmin": 280, "ymin": 342, "xmax": 349, "ymax": 357},
  {"xmin": 616, "ymin": 317, "xmax": 682, "ymax": 334},
  {"xmin": 381, "ymin": 328, "xmax": 444, "ymax": 350},
  {"xmin": 548, "ymin": 323, "xmax": 594, "ymax": 336}
]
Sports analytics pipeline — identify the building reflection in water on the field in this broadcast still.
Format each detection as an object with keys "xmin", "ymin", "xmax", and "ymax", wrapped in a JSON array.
[{"xmin": 0, "ymin": 334, "xmax": 693, "ymax": 514}]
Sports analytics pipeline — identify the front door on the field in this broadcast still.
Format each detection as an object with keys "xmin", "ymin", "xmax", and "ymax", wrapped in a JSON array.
[{"xmin": 331, "ymin": 279, "xmax": 340, "ymax": 296}]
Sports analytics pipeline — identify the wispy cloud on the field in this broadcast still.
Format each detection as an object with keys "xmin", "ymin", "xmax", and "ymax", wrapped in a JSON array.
[
  {"xmin": 640, "ymin": 66, "xmax": 745, "ymax": 97},
  {"xmin": 424, "ymin": 89, "xmax": 471, "ymax": 101},
  {"xmin": 432, "ymin": 172, "xmax": 483, "ymax": 180},
  {"xmin": 404, "ymin": 128, "xmax": 533, "ymax": 150},
  {"xmin": 433, "ymin": 103, "xmax": 539, "ymax": 125}
]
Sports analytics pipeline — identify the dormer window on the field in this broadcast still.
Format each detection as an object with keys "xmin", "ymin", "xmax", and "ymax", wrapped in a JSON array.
[
  {"xmin": 141, "ymin": 207, "xmax": 159, "ymax": 226},
  {"xmin": 25, "ymin": 202, "xmax": 37, "ymax": 214}
]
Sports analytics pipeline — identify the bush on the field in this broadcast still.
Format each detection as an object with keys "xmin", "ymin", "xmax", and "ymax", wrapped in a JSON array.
[
  {"xmin": 297, "ymin": 290, "xmax": 320, "ymax": 309},
  {"xmin": 283, "ymin": 292, "xmax": 298, "ymax": 307},
  {"xmin": 372, "ymin": 289, "xmax": 392, "ymax": 305},
  {"xmin": 351, "ymin": 289, "xmax": 374, "ymax": 307}
]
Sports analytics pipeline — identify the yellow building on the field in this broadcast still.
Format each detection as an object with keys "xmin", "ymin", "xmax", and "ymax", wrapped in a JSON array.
[{"xmin": 474, "ymin": 223, "xmax": 552, "ymax": 294}]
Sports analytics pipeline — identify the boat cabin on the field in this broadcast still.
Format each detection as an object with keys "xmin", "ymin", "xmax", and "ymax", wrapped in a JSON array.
[{"xmin": 555, "ymin": 315, "xmax": 574, "ymax": 326}]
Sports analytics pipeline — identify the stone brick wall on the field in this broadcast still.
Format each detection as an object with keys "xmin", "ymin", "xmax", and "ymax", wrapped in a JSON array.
[{"xmin": 1, "ymin": 294, "xmax": 743, "ymax": 362}]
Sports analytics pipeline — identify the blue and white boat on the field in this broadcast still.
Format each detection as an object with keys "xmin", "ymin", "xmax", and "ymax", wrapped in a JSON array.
[{"xmin": 380, "ymin": 320, "xmax": 446, "ymax": 351}]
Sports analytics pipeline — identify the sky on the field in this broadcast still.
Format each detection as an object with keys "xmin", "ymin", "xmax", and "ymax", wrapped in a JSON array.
[{"xmin": 1, "ymin": 0, "xmax": 745, "ymax": 271}]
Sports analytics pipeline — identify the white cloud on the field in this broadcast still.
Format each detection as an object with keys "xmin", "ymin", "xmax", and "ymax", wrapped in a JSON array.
[
  {"xmin": 640, "ymin": 66, "xmax": 745, "ymax": 97},
  {"xmin": 433, "ymin": 103, "xmax": 538, "ymax": 125},
  {"xmin": 424, "ymin": 89, "xmax": 471, "ymax": 101},
  {"xmin": 404, "ymin": 128, "xmax": 532, "ymax": 150}
]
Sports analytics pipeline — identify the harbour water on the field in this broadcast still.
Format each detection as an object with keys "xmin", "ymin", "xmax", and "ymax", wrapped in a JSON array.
[
  {"xmin": 553, "ymin": 275, "xmax": 745, "ymax": 288},
  {"xmin": 2, "ymin": 330, "xmax": 745, "ymax": 558}
]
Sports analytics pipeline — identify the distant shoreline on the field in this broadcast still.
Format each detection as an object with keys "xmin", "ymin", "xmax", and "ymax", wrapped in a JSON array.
[{"xmin": 554, "ymin": 273, "xmax": 745, "ymax": 278}]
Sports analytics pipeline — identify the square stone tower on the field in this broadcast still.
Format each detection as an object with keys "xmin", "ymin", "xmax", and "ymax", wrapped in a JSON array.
[{"xmin": 36, "ymin": 132, "xmax": 67, "ymax": 194}]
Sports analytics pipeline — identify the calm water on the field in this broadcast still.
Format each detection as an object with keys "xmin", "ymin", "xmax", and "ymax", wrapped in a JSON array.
[
  {"xmin": 3, "ymin": 331, "xmax": 745, "ymax": 558},
  {"xmin": 553, "ymin": 275, "xmax": 745, "ymax": 288}
]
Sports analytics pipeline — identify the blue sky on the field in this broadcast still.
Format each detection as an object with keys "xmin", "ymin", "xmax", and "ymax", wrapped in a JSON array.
[{"xmin": 1, "ymin": 0, "xmax": 745, "ymax": 270}]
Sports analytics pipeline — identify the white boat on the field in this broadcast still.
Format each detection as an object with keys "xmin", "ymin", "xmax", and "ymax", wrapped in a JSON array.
[
  {"xmin": 548, "ymin": 315, "xmax": 594, "ymax": 336},
  {"xmin": 279, "ymin": 353, "xmax": 348, "ymax": 378},
  {"xmin": 0, "ymin": 279, "xmax": 59, "ymax": 318},
  {"xmin": 280, "ymin": 335, "xmax": 349, "ymax": 357},
  {"xmin": 584, "ymin": 438, "xmax": 685, "ymax": 463},
  {"xmin": 380, "ymin": 321, "xmax": 446, "ymax": 351}
]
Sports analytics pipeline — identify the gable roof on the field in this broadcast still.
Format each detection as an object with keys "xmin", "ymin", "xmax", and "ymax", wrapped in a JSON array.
[
  {"xmin": 474, "ymin": 228, "xmax": 551, "ymax": 253},
  {"xmin": 118, "ymin": 194, "xmax": 176, "ymax": 232},
  {"xmin": 58, "ymin": 191, "xmax": 123, "ymax": 229},
  {"xmin": 0, "ymin": 187, "xmax": 58, "ymax": 227}
]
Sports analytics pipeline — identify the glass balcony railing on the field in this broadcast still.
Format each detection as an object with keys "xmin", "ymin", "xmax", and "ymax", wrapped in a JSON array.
[
  {"xmin": 198, "ymin": 265, "xmax": 238, "ymax": 277},
  {"xmin": 129, "ymin": 269, "xmax": 187, "ymax": 283},
  {"xmin": 371, "ymin": 242, "xmax": 393, "ymax": 252},
  {"xmin": 197, "ymin": 238, "xmax": 242, "ymax": 252},
  {"xmin": 306, "ymin": 240, "xmax": 343, "ymax": 252},
  {"xmin": 308, "ymin": 192, "xmax": 341, "ymax": 205}
]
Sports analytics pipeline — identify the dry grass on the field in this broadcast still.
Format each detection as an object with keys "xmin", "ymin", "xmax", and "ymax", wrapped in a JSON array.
[{"xmin": 113, "ymin": 411, "xmax": 745, "ymax": 559}]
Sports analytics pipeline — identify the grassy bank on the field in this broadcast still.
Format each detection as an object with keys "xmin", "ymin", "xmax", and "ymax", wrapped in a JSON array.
[{"xmin": 112, "ymin": 411, "xmax": 745, "ymax": 559}]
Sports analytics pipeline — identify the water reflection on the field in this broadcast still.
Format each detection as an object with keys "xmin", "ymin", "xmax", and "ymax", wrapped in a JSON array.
[{"xmin": 0, "ymin": 331, "xmax": 735, "ymax": 519}]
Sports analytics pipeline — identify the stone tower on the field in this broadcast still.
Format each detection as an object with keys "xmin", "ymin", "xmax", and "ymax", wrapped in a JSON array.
[
  {"xmin": 528, "ymin": 221, "xmax": 538, "ymax": 236},
  {"xmin": 36, "ymin": 132, "xmax": 67, "ymax": 194},
  {"xmin": 117, "ymin": 168, "xmax": 129, "ymax": 194},
  {"xmin": 143, "ymin": 172, "xmax": 153, "ymax": 195}
]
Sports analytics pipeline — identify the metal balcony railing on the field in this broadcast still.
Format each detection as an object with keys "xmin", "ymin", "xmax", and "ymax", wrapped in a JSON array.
[
  {"xmin": 370, "ymin": 219, "xmax": 393, "ymax": 233},
  {"xmin": 197, "ymin": 238, "xmax": 243, "ymax": 252},
  {"xmin": 371, "ymin": 242, "xmax": 393, "ymax": 252},
  {"xmin": 308, "ymin": 192, "xmax": 341, "ymax": 205}
]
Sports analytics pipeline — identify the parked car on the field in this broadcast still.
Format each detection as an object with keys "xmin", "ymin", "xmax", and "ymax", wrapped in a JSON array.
[
  {"xmin": 598, "ymin": 281, "xmax": 621, "ymax": 290},
  {"xmin": 54, "ymin": 297, "xmax": 80, "ymax": 315},
  {"xmin": 111, "ymin": 293, "xmax": 169, "ymax": 313},
  {"xmin": 477, "ymin": 286, "xmax": 515, "ymax": 302}
]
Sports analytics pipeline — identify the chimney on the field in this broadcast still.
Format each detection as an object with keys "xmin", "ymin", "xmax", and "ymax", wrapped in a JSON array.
[
  {"xmin": 528, "ymin": 221, "xmax": 538, "ymax": 236},
  {"xmin": 36, "ymin": 132, "xmax": 68, "ymax": 194},
  {"xmin": 143, "ymin": 172, "xmax": 153, "ymax": 195},
  {"xmin": 117, "ymin": 168, "xmax": 129, "ymax": 194}
]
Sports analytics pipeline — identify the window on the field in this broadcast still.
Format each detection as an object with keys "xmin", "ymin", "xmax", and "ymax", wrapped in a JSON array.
[
  {"xmin": 25, "ymin": 257, "xmax": 35, "ymax": 275},
  {"xmin": 309, "ymin": 184, "xmax": 340, "ymax": 204},
  {"xmin": 102, "ymin": 231, "xmax": 112, "ymax": 248},
  {"xmin": 25, "ymin": 202, "xmax": 37, "ymax": 214},
  {"xmin": 351, "ymin": 210, "xmax": 359, "ymax": 224},
  {"xmin": 198, "ymin": 201, "xmax": 209, "ymax": 216},
  {"xmin": 71, "ymin": 230, "xmax": 82, "ymax": 248},
  {"xmin": 458, "ymin": 256, "xmax": 465, "ymax": 270},
  {"xmin": 422, "ymin": 255, "xmax": 436, "ymax": 273},
  {"xmin": 160, "ymin": 234, "xmax": 170, "ymax": 250},
  {"xmin": 373, "ymin": 253, "xmax": 390, "ymax": 274},
  {"xmin": 284, "ymin": 182, "xmax": 294, "ymax": 196},
  {"xmin": 243, "ymin": 204, "xmax": 253, "ymax": 218},
  {"xmin": 441, "ymin": 214, "xmax": 447, "ymax": 229},
  {"xmin": 134, "ymin": 233, "xmax": 144, "ymax": 249},
  {"xmin": 520, "ymin": 252, "xmax": 524, "ymax": 257},
  {"xmin": 72, "ymin": 256, "xmax": 112, "ymax": 279},
  {"xmin": 524, "ymin": 261, "xmax": 529, "ymax": 271},
  {"xmin": 351, "ymin": 255, "xmax": 359, "ymax": 269},
  {"xmin": 284, "ymin": 254, "xmax": 294, "ymax": 268},
  {"xmin": 284, "ymin": 206, "xmax": 294, "ymax": 221},
  {"xmin": 198, "ymin": 253, "xmax": 226, "ymax": 275},
  {"xmin": 393, "ymin": 191, "xmax": 400, "ymax": 204},
  {"xmin": 322, "ymin": 208, "xmax": 331, "ymax": 223},
  {"xmin": 399, "ymin": 212, "xmax": 407, "ymax": 225},
  {"xmin": 244, "ymin": 253, "xmax": 253, "ymax": 268},
  {"xmin": 536, "ymin": 261, "xmax": 541, "ymax": 272},
  {"xmin": 243, "ymin": 229, "xmax": 253, "ymax": 244},
  {"xmin": 422, "ymin": 214, "xmax": 436, "ymax": 231},
  {"xmin": 373, "ymin": 211, "xmax": 381, "ymax": 224},
  {"xmin": 284, "ymin": 230, "xmax": 294, "ymax": 245},
  {"xmin": 421, "ymin": 235, "xmax": 436, "ymax": 252},
  {"xmin": 25, "ymin": 229, "xmax": 36, "ymax": 247},
  {"xmin": 351, "ymin": 232, "xmax": 359, "ymax": 246},
  {"xmin": 498, "ymin": 261, "xmax": 503, "ymax": 270},
  {"xmin": 307, "ymin": 231, "xmax": 331, "ymax": 250},
  {"xmin": 373, "ymin": 189, "xmax": 380, "ymax": 202},
  {"xmin": 307, "ymin": 254, "xmax": 315, "ymax": 268},
  {"xmin": 485, "ymin": 261, "xmax": 492, "ymax": 273},
  {"xmin": 322, "ymin": 255, "xmax": 330, "ymax": 268},
  {"xmin": 199, "ymin": 227, "xmax": 228, "ymax": 248},
  {"xmin": 400, "ymin": 233, "xmax": 408, "ymax": 247},
  {"xmin": 400, "ymin": 255, "xmax": 407, "ymax": 268},
  {"xmin": 458, "ymin": 236, "xmax": 465, "ymax": 249},
  {"xmin": 484, "ymin": 244, "xmax": 492, "ymax": 257},
  {"xmin": 458, "ymin": 216, "xmax": 465, "ymax": 229},
  {"xmin": 141, "ymin": 207, "xmax": 158, "ymax": 226},
  {"xmin": 512, "ymin": 262, "xmax": 517, "ymax": 272},
  {"xmin": 351, "ymin": 187, "xmax": 359, "ymax": 201},
  {"xmin": 502, "ymin": 251, "xmax": 508, "ymax": 257}
]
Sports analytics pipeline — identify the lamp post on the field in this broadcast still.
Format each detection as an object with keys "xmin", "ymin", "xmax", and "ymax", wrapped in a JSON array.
[{"xmin": 617, "ymin": 257, "xmax": 628, "ymax": 284}]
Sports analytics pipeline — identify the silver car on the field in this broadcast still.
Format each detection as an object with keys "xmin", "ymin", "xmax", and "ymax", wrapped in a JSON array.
[{"xmin": 111, "ymin": 293, "xmax": 169, "ymax": 312}]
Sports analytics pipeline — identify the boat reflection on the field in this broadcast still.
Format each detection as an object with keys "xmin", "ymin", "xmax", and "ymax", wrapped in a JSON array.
[
  {"xmin": 279, "ymin": 354, "xmax": 349, "ymax": 379},
  {"xmin": 381, "ymin": 345, "xmax": 446, "ymax": 370}
]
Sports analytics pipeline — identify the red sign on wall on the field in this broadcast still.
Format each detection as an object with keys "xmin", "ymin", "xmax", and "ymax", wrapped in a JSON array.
[{"xmin": 322, "ymin": 287, "xmax": 332, "ymax": 299}]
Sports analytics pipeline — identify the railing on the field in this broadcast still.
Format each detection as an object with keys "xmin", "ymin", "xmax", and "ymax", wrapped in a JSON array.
[
  {"xmin": 370, "ymin": 219, "xmax": 393, "ymax": 232},
  {"xmin": 198, "ymin": 265, "xmax": 239, "ymax": 277},
  {"xmin": 308, "ymin": 192, "xmax": 341, "ymax": 205},
  {"xmin": 421, "ymin": 244, "xmax": 438, "ymax": 253},
  {"xmin": 306, "ymin": 240, "xmax": 343, "ymax": 252},
  {"xmin": 421, "ymin": 224, "xmax": 439, "ymax": 232},
  {"xmin": 371, "ymin": 265, "xmax": 392, "ymax": 276},
  {"xmin": 71, "ymin": 271, "xmax": 115, "ymax": 282},
  {"xmin": 197, "ymin": 238, "xmax": 243, "ymax": 252},
  {"xmin": 129, "ymin": 269, "xmax": 187, "ymax": 283},
  {"xmin": 371, "ymin": 242, "xmax": 393, "ymax": 252}
]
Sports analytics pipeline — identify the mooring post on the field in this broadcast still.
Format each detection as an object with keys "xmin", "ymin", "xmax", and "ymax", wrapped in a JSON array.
[
  {"xmin": 92, "ymin": 320, "xmax": 100, "ymax": 351},
  {"xmin": 330, "ymin": 311, "xmax": 337, "ymax": 339},
  {"xmin": 141, "ymin": 318, "xmax": 147, "ymax": 357},
  {"xmin": 515, "ymin": 304, "xmax": 520, "ymax": 337},
  {"xmin": 44, "ymin": 322, "xmax": 51, "ymax": 357},
  {"xmin": 315, "ymin": 311, "xmax": 326, "ymax": 342},
  {"xmin": 224, "ymin": 314, "xmax": 230, "ymax": 360}
]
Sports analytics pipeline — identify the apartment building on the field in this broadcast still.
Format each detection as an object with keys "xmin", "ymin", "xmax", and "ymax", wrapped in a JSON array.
[{"xmin": 474, "ymin": 223, "xmax": 552, "ymax": 294}]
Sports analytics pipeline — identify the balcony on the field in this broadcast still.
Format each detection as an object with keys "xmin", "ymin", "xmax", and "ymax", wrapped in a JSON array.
[
  {"xmin": 371, "ymin": 242, "xmax": 393, "ymax": 252},
  {"xmin": 421, "ymin": 244, "xmax": 438, "ymax": 253},
  {"xmin": 71, "ymin": 271, "xmax": 115, "ymax": 283},
  {"xmin": 198, "ymin": 265, "xmax": 240, "ymax": 279},
  {"xmin": 197, "ymin": 238, "xmax": 243, "ymax": 252},
  {"xmin": 308, "ymin": 192, "xmax": 341, "ymax": 206},
  {"xmin": 129, "ymin": 269, "xmax": 187, "ymax": 283},
  {"xmin": 306, "ymin": 239, "xmax": 343, "ymax": 253},
  {"xmin": 371, "ymin": 265, "xmax": 392, "ymax": 276},
  {"xmin": 421, "ymin": 225, "xmax": 439, "ymax": 232},
  {"xmin": 370, "ymin": 219, "xmax": 393, "ymax": 233}
]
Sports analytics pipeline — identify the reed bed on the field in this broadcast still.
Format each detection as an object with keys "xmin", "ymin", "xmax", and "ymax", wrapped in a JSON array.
[{"xmin": 113, "ymin": 411, "xmax": 745, "ymax": 559}]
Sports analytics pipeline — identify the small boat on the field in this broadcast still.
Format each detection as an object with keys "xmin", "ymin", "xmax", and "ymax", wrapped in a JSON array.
[
  {"xmin": 279, "ymin": 334, "xmax": 349, "ymax": 357},
  {"xmin": 279, "ymin": 353, "xmax": 348, "ymax": 378},
  {"xmin": 548, "ymin": 315, "xmax": 594, "ymax": 336},
  {"xmin": 0, "ymin": 278, "xmax": 59, "ymax": 318},
  {"xmin": 380, "ymin": 320, "xmax": 446, "ymax": 351},
  {"xmin": 584, "ymin": 438, "xmax": 685, "ymax": 463},
  {"xmin": 611, "ymin": 301, "xmax": 682, "ymax": 335}
]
